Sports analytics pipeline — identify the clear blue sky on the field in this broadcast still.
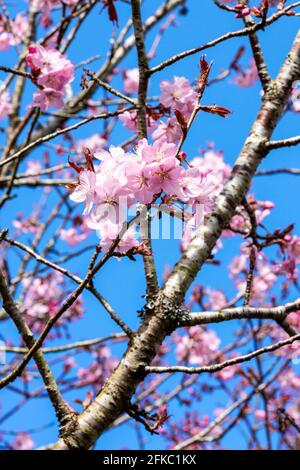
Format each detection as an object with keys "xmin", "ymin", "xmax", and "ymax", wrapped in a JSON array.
[{"xmin": 0, "ymin": 0, "xmax": 299, "ymax": 450}]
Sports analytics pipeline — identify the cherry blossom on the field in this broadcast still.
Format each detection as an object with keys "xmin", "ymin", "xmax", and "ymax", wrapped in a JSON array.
[
  {"xmin": 160, "ymin": 75, "xmax": 197, "ymax": 116},
  {"xmin": 234, "ymin": 59, "xmax": 259, "ymax": 87},
  {"xmin": 76, "ymin": 134, "xmax": 107, "ymax": 155},
  {"xmin": 77, "ymin": 348, "xmax": 118, "ymax": 389},
  {"xmin": 1, "ymin": 0, "xmax": 300, "ymax": 452},
  {"xmin": 60, "ymin": 218, "xmax": 91, "ymax": 246},
  {"xmin": 152, "ymin": 116, "xmax": 182, "ymax": 144},
  {"xmin": 12, "ymin": 214, "xmax": 40, "ymax": 235},
  {"xmin": 290, "ymin": 82, "xmax": 300, "ymax": 112}
]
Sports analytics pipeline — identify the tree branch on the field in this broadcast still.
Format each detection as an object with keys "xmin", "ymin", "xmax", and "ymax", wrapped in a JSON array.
[{"xmin": 145, "ymin": 334, "xmax": 300, "ymax": 375}]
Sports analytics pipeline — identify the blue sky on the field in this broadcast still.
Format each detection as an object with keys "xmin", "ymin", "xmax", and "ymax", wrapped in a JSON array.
[{"xmin": 0, "ymin": 0, "xmax": 299, "ymax": 450}]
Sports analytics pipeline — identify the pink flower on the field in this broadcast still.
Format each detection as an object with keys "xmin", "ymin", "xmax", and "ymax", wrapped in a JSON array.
[
  {"xmin": 152, "ymin": 117, "xmax": 182, "ymax": 144},
  {"xmin": 119, "ymin": 110, "xmax": 138, "ymax": 131},
  {"xmin": 98, "ymin": 220, "xmax": 138, "ymax": 254},
  {"xmin": 175, "ymin": 326, "xmax": 220, "ymax": 365},
  {"xmin": 123, "ymin": 68, "xmax": 139, "ymax": 94},
  {"xmin": 0, "ymin": 12, "xmax": 28, "ymax": 50},
  {"xmin": 216, "ymin": 364, "xmax": 239, "ymax": 381},
  {"xmin": 0, "ymin": 32, "xmax": 10, "ymax": 51},
  {"xmin": 69, "ymin": 170, "xmax": 97, "ymax": 215},
  {"xmin": 290, "ymin": 83, "xmax": 300, "ymax": 112},
  {"xmin": 77, "ymin": 348, "xmax": 117, "ymax": 388},
  {"xmin": 22, "ymin": 272, "xmax": 83, "ymax": 336},
  {"xmin": 31, "ymin": 0, "xmax": 77, "ymax": 16},
  {"xmin": 0, "ymin": 90, "xmax": 11, "ymax": 119},
  {"xmin": 180, "ymin": 167, "xmax": 208, "ymax": 201},
  {"xmin": 13, "ymin": 215, "xmax": 40, "ymax": 235},
  {"xmin": 286, "ymin": 235, "xmax": 300, "ymax": 263},
  {"xmin": 254, "ymin": 409, "xmax": 266, "ymax": 421},
  {"xmin": 135, "ymin": 138, "xmax": 177, "ymax": 164},
  {"xmin": 135, "ymin": 139, "xmax": 184, "ymax": 198},
  {"xmin": 119, "ymin": 109, "xmax": 156, "ymax": 134},
  {"xmin": 10, "ymin": 13, "xmax": 28, "ymax": 46},
  {"xmin": 234, "ymin": 59, "xmax": 259, "ymax": 87},
  {"xmin": 26, "ymin": 43, "xmax": 74, "ymax": 109},
  {"xmin": 205, "ymin": 288, "xmax": 227, "ymax": 310},
  {"xmin": 160, "ymin": 75, "xmax": 197, "ymax": 116},
  {"xmin": 235, "ymin": 6, "xmax": 251, "ymax": 18},
  {"xmin": 11, "ymin": 433, "xmax": 34, "ymax": 451},
  {"xmin": 76, "ymin": 134, "xmax": 106, "ymax": 155},
  {"xmin": 25, "ymin": 160, "xmax": 42, "ymax": 175}
]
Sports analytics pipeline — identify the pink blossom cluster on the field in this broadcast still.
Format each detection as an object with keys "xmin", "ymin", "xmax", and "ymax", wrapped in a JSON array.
[
  {"xmin": 69, "ymin": 142, "xmax": 230, "ymax": 254},
  {"xmin": 226, "ymin": 1, "xmax": 285, "ymax": 18},
  {"xmin": 233, "ymin": 59, "xmax": 259, "ymax": 87},
  {"xmin": 154, "ymin": 75, "xmax": 198, "ymax": 144},
  {"xmin": 13, "ymin": 214, "xmax": 41, "ymax": 235},
  {"xmin": 0, "ymin": 12, "xmax": 28, "ymax": 51},
  {"xmin": 0, "ymin": 89, "xmax": 11, "ymax": 119},
  {"xmin": 252, "ymin": 367, "xmax": 300, "ymax": 438},
  {"xmin": 228, "ymin": 227, "xmax": 300, "ymax": 307},
  {"xmin": 21, "ymin": 272, "xmax": 83, "ymax": 336},
  {"xmin": 160, "ymin": 75, "xmax": 197, "ymax": 115},
  {"xmin": 26, "ymin": 43, "xmax": 74, "ymax": 110},
  {"xmin": 77, "ymin": 348, "xmax": 118, "ymax": 389},
  {"xmin": 174, "ymin": 326, "xmax": 221, "ymax": 365},
  {"xmin": 60, "ymin": 216, "xmax": 91, "ymax": 246},
  {"xmin": 229, "ymin": 243, "xmax": 277, "ymax": 303},
  {"xmin": 30, "ymin": 0, "xmax": 78, "ymax": 25},
  {"xmin": 76, "ymin": 133, "xmax": 107, "ymax": 156},
  {"xmin": 11, "ymin": 432, "xmax": 34, "ymax": 451},
  {"xmin": 225, "ymin": 198, "xmax": 274, "ymax": 237},
  {"xmin": 120, "ymin": 75, "xmax": 197, "ymax": 142}
]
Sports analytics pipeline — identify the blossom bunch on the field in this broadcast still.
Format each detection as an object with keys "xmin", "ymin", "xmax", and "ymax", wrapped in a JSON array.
[
  {"xmin": 77, "ymin": 348, "xmax": 118, "ymax": 389},
  {"xmin": 0, "ymin": 89, "xmax": 11, "ymax": 119},
  {"xmin": 0, "ymin": 12, "xmax": 28, "ymax": 51},
  {"xmin": 21, "ymin": 272, "xmax": 83, "ymax": 336},
  {"xmin": 68, "ymin": 142, "xmax": 230, "ymax": 254}
]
